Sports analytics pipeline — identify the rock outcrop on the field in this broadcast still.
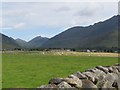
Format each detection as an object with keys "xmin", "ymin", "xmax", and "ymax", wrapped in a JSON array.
[{"xmin": 38, "ymin": 64, "xmax": 120, "ymax": 90}]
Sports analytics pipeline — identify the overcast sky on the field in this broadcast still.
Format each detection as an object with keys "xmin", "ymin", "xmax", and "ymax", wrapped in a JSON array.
[{"xmin": 1, "ymin": 1, "xmax": 118, "ymax": 41}]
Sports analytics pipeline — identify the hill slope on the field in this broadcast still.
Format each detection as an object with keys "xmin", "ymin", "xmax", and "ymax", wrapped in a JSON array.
[
  {"xmin": 16, "ymin": 38, "xmax": 28, "ymax": 48},
  {"xmin": 1, "ymin": 34, "xmax": 49, "ymax": 49},
  {"xmin": 41, "ymin": 15, "xmax": 119, "ymax": 49},
  {"xmin": 1, "ymin": 33, "xmax": 20, "ymax": 50},
  {"xmin": 28, "ymin": 36, "xmax": 49, "ymax": 48}
]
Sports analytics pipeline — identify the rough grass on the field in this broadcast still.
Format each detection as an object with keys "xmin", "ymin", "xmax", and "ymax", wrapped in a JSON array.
[{"xmin": 2, "ymin": 51, "xmax": 118, "ymax": 88}]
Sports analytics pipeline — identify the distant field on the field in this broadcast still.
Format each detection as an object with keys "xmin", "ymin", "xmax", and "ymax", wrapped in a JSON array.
[{"xmin": 2, "ymin": 51, "xmax": 118, "ymax": 88}]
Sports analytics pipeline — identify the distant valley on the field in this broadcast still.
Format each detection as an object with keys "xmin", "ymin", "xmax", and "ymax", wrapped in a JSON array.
[{"xmin": 15, "ymin": 36, "xmax": 49, "ymax": 49}]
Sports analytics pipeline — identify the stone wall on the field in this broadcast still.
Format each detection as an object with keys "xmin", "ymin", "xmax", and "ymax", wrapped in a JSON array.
[{"xmin": 38, "ymin": 64, "xmax": 120, "ymax": 90}]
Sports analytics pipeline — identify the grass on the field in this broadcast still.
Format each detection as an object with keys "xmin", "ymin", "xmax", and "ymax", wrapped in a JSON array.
[{"xmin": 2, "ymin": 51, "xmax": 118, "ymax": 88}]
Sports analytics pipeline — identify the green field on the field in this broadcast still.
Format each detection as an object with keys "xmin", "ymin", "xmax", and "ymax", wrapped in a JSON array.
[{"xmin": 2, "ymin": 51, "xmax": 118, "ymax": 88}]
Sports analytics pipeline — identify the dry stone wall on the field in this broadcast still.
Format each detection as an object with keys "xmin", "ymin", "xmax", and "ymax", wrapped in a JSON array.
[{"xmin": 38, "ymin": 64, "xmax": 120, "ymax": 90}]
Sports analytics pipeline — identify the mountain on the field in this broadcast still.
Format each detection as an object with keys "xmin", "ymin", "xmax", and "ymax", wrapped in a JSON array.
[
  {"xmin": 1, "ymin": 15, "xmax": 119, "ymax": 50},
  {"xmin": 27, "ymin": 36, "xmax": 49, "ymax": 48},
  {"xmin": 1, "ymin": 33, "xmax": 20, "ymax": 50},
  {"xmin": 16, "ymin": 38, "xmax": 28, "ymax": 48},
  {"xmin": 1, "ymin": 33, "xmax": 49, "ymax": 49},
  {"xmin": 41, "ymin": 15, "xmax": 119, "ymax": 49}
]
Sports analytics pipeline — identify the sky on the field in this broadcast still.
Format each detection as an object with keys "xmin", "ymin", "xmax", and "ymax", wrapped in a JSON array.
[{"xmin": 1, "ymin": 1, "xmax": 119, "ymax": 41}]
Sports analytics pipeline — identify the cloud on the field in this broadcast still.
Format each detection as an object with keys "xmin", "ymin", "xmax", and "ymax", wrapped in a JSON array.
[
  {"xmin": 0, "ymin": 27, "xmax": 12, "ymax": 30},
  {"xmin": 54, "ymin": 6, "xmax": 70, "ymax": 12},
  {"xmin": 2, "ymin": 2, "xmax": 118, "ymax": 30},
  {"xmin": 13, "ymin": 22, "xmax": 25, "ymax": 29},
  {"xmin": 74, "ymin": 2, "xmax": 103, "ymax": 17},
  {"xmin": 0, "ymin": 22, "xmax": 25, "ymax": 30},
  {"xmin": 1, "ymin": 1, "xmax": 118, "ymax": 40},
  {"xmin": 119, "ymin": 1, "xmax": 120, "ymax": 15}
]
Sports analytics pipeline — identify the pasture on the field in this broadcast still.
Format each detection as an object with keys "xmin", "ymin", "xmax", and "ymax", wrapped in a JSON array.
[{"xmin": 2, "ymin": 51, "xmax": 118, "ymax": 88}]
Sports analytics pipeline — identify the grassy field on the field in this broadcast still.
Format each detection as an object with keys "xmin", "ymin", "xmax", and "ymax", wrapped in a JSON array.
[{"xmin": 2, "ymin": 51, "xmax": 118, "ymax": 88}]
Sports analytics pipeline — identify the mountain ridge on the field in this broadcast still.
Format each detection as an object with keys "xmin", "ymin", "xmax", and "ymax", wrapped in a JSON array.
[
  {"xmin": 1, "ymin": 34, "xmax": 49, "ymax": 49},
  {"xmin": 1, "ymin": 15, "xmax": 119, "ymax": 50},
  {"xmin": 1, "ymin": 33, "xmax": 20, "ymax": 50},
  {"xmin": 27, "ymin": 36, "xmax": 49, "ymax": 48},
  {"xmin": 41, "ymin": 15, "xmax": 119, "ymax": 49}
]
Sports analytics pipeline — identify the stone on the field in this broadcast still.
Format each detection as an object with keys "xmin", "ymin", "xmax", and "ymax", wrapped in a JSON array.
[
  {"xmin": 114, "ymin": 65, "xmax": 120, "ymax": 73},
  {"xmin": 116, "ymin": 65, "xmax": 120, "ymax": 72},
  {"xmin": 116, "ymin": 72, "xmax": 120, "ymax": 88},
  {"xmin": 98, "ymin": 74, "xmax": 106, "ymax": 81},
  {"xmin": 73, "ymin": 71, "xmax": 87, "ymax": 79},
  {"xmin": 96, "ymin": 79, "xmax": 106, "ymax": 88},
  {"xmin": 96, "ymin": 73, "xmax": 116, "ymax": 89},
  {"xmin": 63, "ymin": 75, "xmax": 82, "ymax": 88},
  {"xmin": 85, "ymin": 68, "xmax": 106, "ymax": 84},
  {"xmin": 96, "ymin": 66, "xmax": 109, "ymax": 73},
  {"xmin": 68, "ymin": 74, "xmax": 77, "ymax": 78},
  {"xmin": 102, "ymin": 80, "xmax": 114, "ymax": 88},
  {"xmin": 39, "ymin": 64, "xmax": 120, "ymax": 89},
  {"xmin": 105, "ymin": 73, "xmax": 116, "ymax": 84},
  {"xmin": 82, "ymin": 71, "xmax": 95, "ymax": 82},
  {"xmin": 112, "ymin": 81, "xmax": 118, "ymax": 88},
  {"xmin": 85, "ymin": 68, "xmax": 99, "ymax": 73},
  {"xmin": 81, "ymin": 79, "xmax": 97, "ymax": 88},
  {"xmin": 108, "ymin": 64, "xmax": 119, "ymax": 73},
  {"xmin": 108, "ymin": 67, "xmax": 114, "ymax": 73},
  {"xmin": 111, "ymin": 66, "xmax": 119, "ymax": 74},
  {"xmin": 39, "ymin": 84, "xmax": 57, "ymax": 89},
  {"xmin": 57, "ymin": 81, "xmax": 72, "ymax": 88},
  {"xmin": 49, "ymin": 78, "xmax": 63, "ymax": 85},
  {"xmin": 95, "ymin": 71, "xmax": 106, "ymax": 82},
  {"xmin": 92, "ymin": 68, "xmax": 106, "ymax": 75}
]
